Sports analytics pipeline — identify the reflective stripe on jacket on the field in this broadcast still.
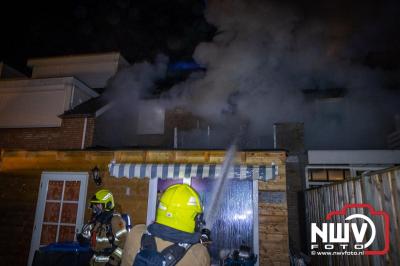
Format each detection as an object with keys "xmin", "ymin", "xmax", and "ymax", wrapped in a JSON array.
[{"xmin": 87, "ymin": 212, "xmax": 128, "ymax": 266}]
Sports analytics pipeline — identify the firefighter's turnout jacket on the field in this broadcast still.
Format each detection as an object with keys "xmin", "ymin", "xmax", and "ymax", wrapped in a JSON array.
[
  {"xmin": 80, "ymin": 211, "xmax": 127, "ymax": 266},
  {"xmin": 121, "ymin": 224, "xmax": 210, "ymax": 266}
]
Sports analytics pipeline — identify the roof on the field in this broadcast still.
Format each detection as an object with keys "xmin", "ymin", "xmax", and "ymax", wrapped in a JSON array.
[
  {"xmin": 0, "ymin": 77, "xmax": 96, "ymax": 96},
  {"xmin": 59, "ymin": 96, "xmax": 111, "ymax": 118},
  {"xmin": 0, "ymin": 62, "xmax": 27, "ymax": 79},
  {"xmin": 27, "ymin": 52, "xmax": 129, "ymax": 67},
  {"xmin": 27, "ymin": 52, "xmax": 130, "ymax": 88}
]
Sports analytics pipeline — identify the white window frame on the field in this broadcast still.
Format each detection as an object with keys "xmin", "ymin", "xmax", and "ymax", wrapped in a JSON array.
[
  {"xmin": 28, "ymin": 172, "xmax": 88, "ymax": 266},
  {"xmin": 305, "ymin": 165, "xmax": 387, "ymax": 189},
  {"xmin": 146, "ymin": 177, "xmax": 259, "ymax": 266}
]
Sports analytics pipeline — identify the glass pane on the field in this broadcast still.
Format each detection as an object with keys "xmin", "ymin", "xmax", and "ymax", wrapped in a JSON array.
[
  {"xmin": 40, "ymin": 225, "xmax": 57, "ymax": 245},
  {"xmin": 310, "ymin": 169, "xmax": 328, "ymax": 181},
  {"xmin": 43, "ymin": 202, "xmax": 60, "ymax": 223},
  {"xmin": 328, "ymin": 169, "xmax": 345, "ymax": 181},
  {"xmin": 64, "ymin": 181, "xmax": 81, "ymax": 201},
  {"xmin": 157, "ymin": 179, "xmax": 183, "ymax": 193},
  {"xmin": 191, "ymin": 178, "xmax": 253, "ymax": 264},
  {"xmin": 46, "ymin": 181, "xmax": 64, "ymax": 200},
  {"xmin": 157, "ymin": 179, "xmax": 183, "ymax": 201},
  {"xmin": 59, "ymin": 226, "xmax": 76, "ymax": 242},
  {"xmin": 61, "ymin": 203, "xmax": 78, "ymax": 224}
]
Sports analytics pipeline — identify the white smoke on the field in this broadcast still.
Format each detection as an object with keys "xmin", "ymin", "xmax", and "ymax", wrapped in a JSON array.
[
  {"xmin": 163, "ymin": 0, "xmax": 400, "ymax": 149},
  {"xmin": 95, "ymin": 54, "xmax": 169, "ymax": 147},
  {"xmin": 105, "ymin": 53, "xmax": 169, "ymax": 101},
  {"xmin": 100, "ymin": 0, "xmax": 400, "ymax": 149}
]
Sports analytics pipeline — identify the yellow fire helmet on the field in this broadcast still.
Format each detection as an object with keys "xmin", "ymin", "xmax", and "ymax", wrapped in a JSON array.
[
  {"xmin": 156, "ymin": 184, "xmax": 203, "ymax": 233},
  {"xmin": 90, "ymin": 189, "xmax": 115, "ymax": 211}
]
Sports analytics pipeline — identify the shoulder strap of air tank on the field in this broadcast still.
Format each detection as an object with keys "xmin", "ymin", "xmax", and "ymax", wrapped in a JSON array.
[
  {"xmin": 161, "ymin": 243, "xmax": 191, "ymax": 266},
  {"xmin": 140, "ymin": 232, "xmax": 157, "ymax": 251}
]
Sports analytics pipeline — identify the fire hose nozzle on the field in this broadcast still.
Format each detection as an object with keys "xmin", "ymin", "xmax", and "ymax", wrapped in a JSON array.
[{"xmin": 200, "ymin": 228, "xmax": 212, "ymax": 244}]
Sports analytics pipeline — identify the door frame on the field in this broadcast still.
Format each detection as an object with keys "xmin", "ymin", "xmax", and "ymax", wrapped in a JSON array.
[{"xmin": 28, "ymin": 171, "xmax": 88, "ymax": 266}]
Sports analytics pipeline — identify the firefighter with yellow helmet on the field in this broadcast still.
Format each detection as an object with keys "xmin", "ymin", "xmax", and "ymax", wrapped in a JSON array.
[
  {"xmin": 121, "ymin": 184, "xmax": 210, "ymax": 266},
  {"xmin": 78, "ymin": 189, "xmax": 128, "ymax": 266}
]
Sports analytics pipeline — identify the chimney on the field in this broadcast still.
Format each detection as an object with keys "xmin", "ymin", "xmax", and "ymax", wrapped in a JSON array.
[{"xmin": 273, "ymin": 122, "xmax": 305, "ymax": 153}]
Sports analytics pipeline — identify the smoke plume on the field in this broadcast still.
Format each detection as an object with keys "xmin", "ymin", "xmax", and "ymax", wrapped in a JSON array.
[
  {"xmin": 100, "ymin": 0, "xmax": 400, "ymax": 149},
  {"xmin": 165, "ymin": 0, "xmax": 400, "ymax": 149}
]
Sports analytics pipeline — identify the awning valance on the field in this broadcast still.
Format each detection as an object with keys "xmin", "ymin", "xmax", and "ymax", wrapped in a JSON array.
[{"xmin": 108, "ymin": 163, "xmax": 277, "ymax": 181}]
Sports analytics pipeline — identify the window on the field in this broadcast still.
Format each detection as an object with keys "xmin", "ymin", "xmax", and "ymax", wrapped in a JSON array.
[
  {"xmin": 328, "ymin": 169, "xmax": 346, "ymax": 181},
  {"xmin": 136, "ymin": 101, "xmax": 165, "ymax": 134},
  {"xmin": 308, "ymin": 169, "xmax": 350, "ymax": 182},
  {"xmin": 309, "ymin": 169, "xmax": 328, "ymax": 181},
  {"xmin": 149, "ymin": 177, "xmax": 256, "ymax": 265}
]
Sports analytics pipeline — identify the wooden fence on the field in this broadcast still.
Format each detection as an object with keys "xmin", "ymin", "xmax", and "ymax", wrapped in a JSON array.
[{"xmin": 305, "ymin": 167, "xmax": 400, "ymax": 265}]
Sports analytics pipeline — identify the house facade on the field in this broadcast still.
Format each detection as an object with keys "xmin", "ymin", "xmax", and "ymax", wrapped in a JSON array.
[
  {"xmin": 0, "ymin": 149, "xmax": 289, "ymax": 266},
  {"xmin": 0, "ymin": 52, "xmax": 127, "ymax": 151},
  {"xmin": 6, "ymin": 51, "xmax": 399, "ymax": 265},
  {"xmin": 0, "ymin": 53, "xmax": 290, "ymax": 266},
  {"xmin": 305, "ymin": 150, "xmax": 400, "ymax": 189}
]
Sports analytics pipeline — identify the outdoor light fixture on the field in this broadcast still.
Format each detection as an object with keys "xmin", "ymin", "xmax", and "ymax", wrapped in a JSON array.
[{"xmin": 91, "ymin": 166, "xmax": 102, "ymax": 186}]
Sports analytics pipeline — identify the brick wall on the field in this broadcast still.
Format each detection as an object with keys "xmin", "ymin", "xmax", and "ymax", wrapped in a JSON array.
[
  {"xmin": 84, "ymin": 118, "xmax": 96, "ymax": 148},
  {"xmin": 0, "ymin": 117, "xmax": 95, "ymax": 150},
  {"xmin": 0, "ymin": 172, "xmax": 41, "ymax": 266},
  {"xmin": 274, "ymin": 123, "xmax": 304, "ymax": 152},
  {"xmin": 0, "ymin": 128, "xmax": 60, "ymax": 150},
  {"xmin": 274, "ymin": 123, "xmax": 307, "ymax": 253},
  {"xmin": 0, "ymin": 150, "xmax": 148, "ymax": 266},
  {"xmin": 286, "ymin": 158, "xmax": 307, "ymax": 252},
  {"xmin": 84, "ymin": 170, "xmax": 149, "ymax": 225}
]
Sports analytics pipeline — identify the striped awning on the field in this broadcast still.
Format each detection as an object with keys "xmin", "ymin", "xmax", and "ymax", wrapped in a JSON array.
[{"xmin": 108, "ymin": 163, "xmax": 277, "ymax": 181}]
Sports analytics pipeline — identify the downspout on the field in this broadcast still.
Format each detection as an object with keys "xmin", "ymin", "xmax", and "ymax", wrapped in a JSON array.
[
  {"xmin": 174, "ymin": 127, "xmax": 178, "ymax": 149},
  {"xmin": 207, "ymin": 125, "xmax": 210, "ymax": 148},
  {"xmin": 81, "ymin": 117, "xmax": 88, "ymax": 150}
]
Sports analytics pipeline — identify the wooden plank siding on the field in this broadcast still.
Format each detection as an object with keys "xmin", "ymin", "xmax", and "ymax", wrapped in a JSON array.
[
  {"xmin": 305, "ymin": 167, "xmax": 400, "ymax": 266},
  {"xmin": 258, "ymin": 157, "xmax": 289, "ymax": 266},
  {"xmin": 0, "ymin": 149, "xmax": 288, "ymax": 266}
]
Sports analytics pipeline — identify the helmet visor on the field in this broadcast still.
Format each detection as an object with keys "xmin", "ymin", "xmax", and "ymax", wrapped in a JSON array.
[{"xmin": 90, "ymin": 203, "xmax": 103, "ymax": 215}]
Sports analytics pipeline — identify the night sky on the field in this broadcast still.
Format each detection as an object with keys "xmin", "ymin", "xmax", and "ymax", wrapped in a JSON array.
[
  {"xmin": 1, "ymin": 0, "xmax": 214, "ymax": 72},
  {"xmin": 1, "ymin": 0, "xmax": 400, "ymax": 149},
  {"xmin": 2, "ymin": 0, "xmax": 400, "ymax": 71}
]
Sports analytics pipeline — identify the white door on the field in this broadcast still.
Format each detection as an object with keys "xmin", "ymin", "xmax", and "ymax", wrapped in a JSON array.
[{"xmin": 28, "ymin": 172, "xmax": 88, "ymax": 266}]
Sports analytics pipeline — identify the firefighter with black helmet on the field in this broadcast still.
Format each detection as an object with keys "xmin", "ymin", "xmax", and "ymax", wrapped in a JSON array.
[
  {"xmin": 78, "ymin": 189, "xmax": 128, "ymax": 266},
  {"xmin": 121, "ymin": 184, "xmax": 210, "ymax": 266}
]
